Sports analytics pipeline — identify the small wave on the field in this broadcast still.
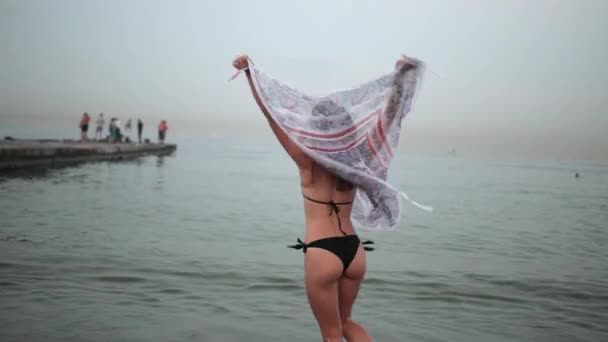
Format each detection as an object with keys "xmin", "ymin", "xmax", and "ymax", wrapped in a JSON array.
[
  {"xmin": 442, "ymin": 244, "xmax": 477, "ymax": 253},
  {"xmin": 363, "ymin": 277, "xmax": 398, "ymax": 286},
  {"xmin": 141, "ymin": 297, "xmax": 160, "ymax": 303},
  {"xmin": 31, "ymin": 297, "xmax": 48, "ymax": 303},
  {"xmin": 407, "ymin": 295, "xmax": 464, "ymax": 304},
  {"xmin": 94, "ymin": 275, "xmax": 147, "ymax": 283},
  {"xmin": 372, "ymin": 286, "xmax": 527, "ymax": 306},
  {"xmin": 133, "ymin": 268, "xmax": 248, "ymax": 282},
  {"xmin": 365, "ymin": 275, "xmax": 447, "ymax": 289},
  {"xmin": 0, "ymin": 281, "xmax": 18, "ymax": 287},
  {"xmin": 255, "ymin": 275, "xmax": 299, "ymax": 285},
  {"xmin": 564, "ymin": 318, "xmax": 600, "ymax": 330},
  {"xmin": 493, "ymin": 162, "xmax": 608, "ymax": 176},
  {"xmin": 443, "ymin": 290, "xmax": 527, "ymax": 305},
  {"xmin": 158, "ymin": 288, "xmax": 186, "ymax": 294},
  {"xmin": 462, "ymin": 273, "xmax": 608, "ymax": 301},
  {"xmin": 211, "ymin": 304, "xmax": 230, "ymax": 314},
  {"xmin": 183, "ymin": 295, "xmax": 204, "ymax": 300},
  {"xmin": 0, "ymin": 262, "xmax": 14, "ymax": 269},
  {"xmin": 404, "ymin": 271, "xmax": 437, "ymax": 279},
  {"xmin": 246, "ymin": 283, "xmax": 302, "ymax": 291},
  {"xmin": 0, "ymin": 235, "xmax": 34, "ymax": 243},
  {"xmin": 116, "ymin": 300, "xmax": 137, "ymax": 306},
  {"xmin": 257, "ymin": 313, "xmax": 292, "ymax": 320}
]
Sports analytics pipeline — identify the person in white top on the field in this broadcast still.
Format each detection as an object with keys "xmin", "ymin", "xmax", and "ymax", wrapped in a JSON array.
[
  {"xmin": 125, "ymin": 119, "xmax": 132, "ymax": 133},
  {"xmin": 95, "ymin": 113, "xmax": 105, "ymax": 141}
]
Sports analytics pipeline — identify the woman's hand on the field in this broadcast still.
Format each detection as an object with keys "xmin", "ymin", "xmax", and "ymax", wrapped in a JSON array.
[
  {"xmin": 395, "ymin": 54, "xmax": 419, "ymax": 69},
  {"xmin": 395, "ymin": 55, "xmax": 410, "ymax": 68},
  {"xmin": 232, "ymin": 55, "xmax": 250, "ymax": 70}
]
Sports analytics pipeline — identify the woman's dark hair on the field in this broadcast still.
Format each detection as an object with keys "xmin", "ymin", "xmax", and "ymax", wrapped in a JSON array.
[{"xmin": 336, "ymin": 176, "xmax": 354, "ymax": 192}]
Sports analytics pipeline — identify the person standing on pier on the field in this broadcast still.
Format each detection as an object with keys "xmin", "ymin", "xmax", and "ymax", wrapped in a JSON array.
[
  {"xmin": 137, "ymin": 119, "xmax": 144, "ymax": 144},
  {"xmin": 158, "ymin": 120, "xmax": 168, "ymax": 144},
  {"xmin": 125, "ymin": 119, "xmax": 132, "ymax": 133},
  {"xmin": 114, "ymin": 118, "xmax": 123, "ymax": 142},
  {"xmin": 95, "ymin": 113, "xmax": 105, "ymax": 141},
  {"xmin": 79, "ymin": 112, "xmax": 90, "ymax": 142}
]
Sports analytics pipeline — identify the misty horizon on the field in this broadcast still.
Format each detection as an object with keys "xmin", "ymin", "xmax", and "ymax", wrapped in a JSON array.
[{"xmin": 1, "ymin": 0, "xmax": 607, "ymax": 160}]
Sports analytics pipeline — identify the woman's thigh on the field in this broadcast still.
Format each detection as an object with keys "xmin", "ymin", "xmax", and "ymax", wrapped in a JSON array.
[
  {"xmin": 304, "ymin": 248, "xmax": 344, "ymax": 337},
  {"xmin": 339, "ymin": 246, "xmax": 367, "ymax": 319}
]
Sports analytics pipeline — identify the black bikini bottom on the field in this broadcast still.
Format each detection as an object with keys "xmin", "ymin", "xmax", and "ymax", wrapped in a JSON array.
[{"xmin": 288, "ymin": 235, "xmax": 374, "ymax": 271}]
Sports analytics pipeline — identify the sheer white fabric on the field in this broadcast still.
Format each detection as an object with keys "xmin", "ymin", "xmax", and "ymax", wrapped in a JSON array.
[{"xmin": 239, "ymin": 59, "xmax": 432, "ymax": 231}]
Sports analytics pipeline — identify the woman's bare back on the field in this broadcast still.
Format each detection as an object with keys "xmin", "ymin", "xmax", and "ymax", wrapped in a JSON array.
[{"xmin": 299, "ymin": 162, "xmax": 358, "ymax": 240}]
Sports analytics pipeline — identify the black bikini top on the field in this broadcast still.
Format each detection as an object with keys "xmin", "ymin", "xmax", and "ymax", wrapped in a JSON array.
[
  {"xmin": 299, "ymin": 190, "xmax": 374, "ymax": 251},
  {"xmin": 301, "ymin": 190, "xmax": 353, "ymax": 236},
  {"xmin": 301, "ymin": 192, "xmax": 352, "ymax": 214}
]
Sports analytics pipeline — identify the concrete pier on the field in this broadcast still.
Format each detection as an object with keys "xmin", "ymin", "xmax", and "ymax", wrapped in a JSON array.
[{"xmin": 0, "ymin": 138, "xmax": 177, "ymax": 170}]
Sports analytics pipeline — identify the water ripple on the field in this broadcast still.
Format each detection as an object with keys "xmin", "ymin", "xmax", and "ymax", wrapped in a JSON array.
[
  {"xmin": 93, "ymin": 275, "xmax": 148, "ymax": 284},
  {"xmin": 1, "ymin": 142, "xmax": 607, "ymax": 341}
]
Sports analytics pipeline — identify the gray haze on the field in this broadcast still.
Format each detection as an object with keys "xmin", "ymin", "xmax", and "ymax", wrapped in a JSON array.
[{"xmin": 1, "ymin": 0, "xmax": 607, "ymax": 159}]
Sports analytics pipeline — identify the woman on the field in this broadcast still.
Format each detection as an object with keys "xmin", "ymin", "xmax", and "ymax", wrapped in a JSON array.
[{"xmin": 233, "ymin": 55, "xmax": 418, "ymax": 341}]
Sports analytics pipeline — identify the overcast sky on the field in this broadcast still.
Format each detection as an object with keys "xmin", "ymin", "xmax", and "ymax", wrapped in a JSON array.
[{"xmin": 1, "ymin": 0, "xmax": 606, "ymax": 158}]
